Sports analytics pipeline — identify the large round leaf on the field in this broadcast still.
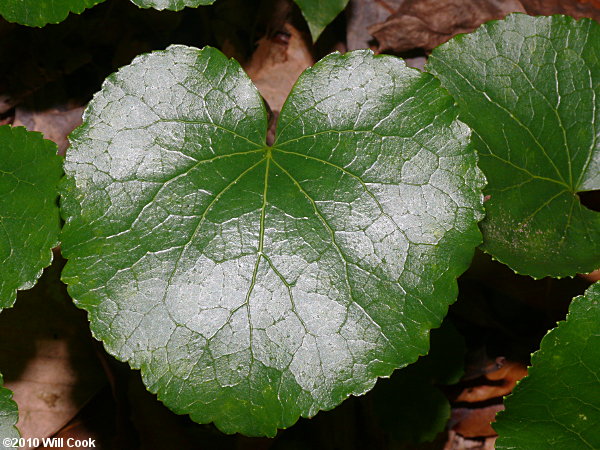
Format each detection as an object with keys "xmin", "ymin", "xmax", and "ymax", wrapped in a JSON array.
[
  {"xmin": 60, "ymin": 45, "xmax": 484, "ymax": 436},
  {"xmin": 0, "ymin": 0, "xmax": 105, "ymax": 27},
  {"xmin": 0, "ymin": 126, "xmax": 62, "ymax": 312},
  {"xmin": 130, "ymin": 0, "xmax": 214, "ymax": 11},
  {"xmin": 429, "ymin": 14, "xmax": 600, "ymax": 278},
  {"xmin": 494, "ymin": 282, "xmax": 600, "ymax": 449},
  {"xmin": 0, "ymin": 374, "xmax": 18, "ymax": 448}
]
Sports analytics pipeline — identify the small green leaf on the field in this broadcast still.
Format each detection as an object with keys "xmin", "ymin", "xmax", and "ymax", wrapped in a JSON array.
[
  {"xmin": 293, "ymin": 0, "xmax": 349, "ymax": 41},
  {"xmin": 0, "ymin": 126, "xmax": 62, "ymax": 312},
  {"xmin": 429, "ymin": 14, "xmax": 600, "ymax": 278},
  {"xmin": 0, "ymin": 0, "xmax": 105, "ymax": 27},
  {"xmin": 129, "ymin": 0, "xmax": 215, "ymax": 11},
  {"xmin": 373, "ymin": 321, "xmax": 465, "ymax": 443},
  {"xmin": 61, "ymin": 45, "xmax": 484, "ymax": 436},
  {"xmin": 0, "ymin": 374, "xmax": 19, "ymax": 448},
  {"xmin": 494, "ymin": 282, "xmax": 600, "ymax": 449}
]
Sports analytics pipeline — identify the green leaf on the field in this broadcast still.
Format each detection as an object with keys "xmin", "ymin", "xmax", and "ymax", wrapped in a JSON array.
[
  {"xmin": 60, "ymin": 45, "xmax": 484, "ymax": 436},
  {"xmin": 373, "ymin": 321, "xmax": 465, "ymax": 443},
  {"xmin": 0, "ymin": 374, "xmax": 19, "ymax": 448},
  {"xmin": 0, "ymin": 0, "xmax": 105, "ymax": 27},
  {"xmin": 293, "ymin": 0, "xmax": 349, "ymax": 41},
  {"xmin": 494, "ymin": 282, "xmax": 600, "ymax": 449},
  {"xmin": 0, "ymin": 126, "xmax": 62, "ymax": 312},
  {"xmin": 428, "ymin": 14, "xmax": 600, "ymax": 278},
  {"xmin": 129, "ymin": 0, "xmax": 215, "ymax": 11}
]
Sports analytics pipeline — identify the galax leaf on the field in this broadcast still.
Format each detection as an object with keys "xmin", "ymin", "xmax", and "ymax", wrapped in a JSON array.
[
  {"xmin": 0, "ymin": 374, "xmax": 19, "ymax": 449},
  {"xmin": 0, "ymin": 0, "xmax": 213, "ymax": 26},
  {"xmin": 494, "ymin": 282, "xmax": 600, "ymax": 449},
  {"xmin": 0, "ymin": 0, "xmax": 105, "ymax": 27},
  {"xmin": 293, "ymin": 0, "xmax": 349, "ymax": 41},
  {"xmin": 129, "ymin": 0, "xmax": 215, "ymax": 11},
  {"xmin": 429, "ymin": 14, "xmax": 600, "ymax": 278},
  {"xmin": 0, "ymin": 126, "xmax": 62, "ymax": 312},
  {"xmin": 60, "ymin": 45, "xmax": 484, "ymax": 436}
]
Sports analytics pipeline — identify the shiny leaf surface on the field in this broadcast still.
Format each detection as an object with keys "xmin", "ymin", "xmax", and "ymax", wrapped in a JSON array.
[
  {"xmin": 0, "ymin": 374, "xmax": 19, "ymax": 448},
  {"xmin": 0, "ymin": 126, "xmax": 62, "ymax": 312},
  {"xmin": 130, "ymin": 0, "xmax": 214, "ymax": 10},
  {"xmin": 0, "ymin": 0, "xmax": 105, "ymax": 27},
  {"xmin": 494, "ymin": 282, "xmax": 600, "ymax": 449},
  {"xmin": 61, "ymin": 45, "xmax": 484, "ymax": 436},
  {"xmin": 293, "ymin": 0, "xmax": 349, "ymax": 41},
  {"xmin": 429, "ymin": 14, "xmax": 600, "ymax": 278}
]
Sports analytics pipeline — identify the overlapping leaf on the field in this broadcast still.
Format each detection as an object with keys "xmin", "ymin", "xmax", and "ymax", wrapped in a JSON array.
[
  {"xmin": 494, "ymin": 282, "xmax": 600, "ymax": 449},
  {"xmin": 130, "ymin": 0, "xmax": 215, "ymax": 10},
  {"xmin": 0, "ymin": 0, "xmax": 105, "ymax": 27},
  {"xmin": 0, "ymin": 374, "xmax": 18, "ymax": 448},
  {"xmin": 0, "ymin": 0, "xmax": 213, "ymax": 26},
  {"xmin": 429, "ymin": 14, "xmax": 600, "ymax": 278},
  {"xmin": 293, "ymin": 0, "xmax": 349, "ymax": 41},
  {"xmin": 0, "ymin": 126, "xmax": 62, "ymax": 312},
  {"xmin": 61, "ymin": 45, "xmax": 484, "ymax": 436}
]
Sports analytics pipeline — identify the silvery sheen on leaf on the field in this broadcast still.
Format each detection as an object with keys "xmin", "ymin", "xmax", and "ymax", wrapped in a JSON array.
[{"xmin": 60, "ymin": 45, "xmax": 484, "ymax": 436}]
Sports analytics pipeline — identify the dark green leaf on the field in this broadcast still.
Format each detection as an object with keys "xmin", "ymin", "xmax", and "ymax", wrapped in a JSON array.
[
  {"xmin": 0, "ymin": 374, "xmax": 19, "ymax": 448},
  {"xmin": 0, "ymin": 0, "xmax": 105, "ymax": 27},
  {"xmin": 429, "ymin": 14, "xmax": 600, "ymax": 278},
  {"xmin": 293, "ymin": 0, "xmax": 349, "ymax": 41},
  {"xmin": 494, "ymin": 282, "xmax": 600, "ymax": 449},
  {"xmin": 373, "ymin": 321, "xmax": 465, "ymax": 443},
  {"xmin": 61, "ymin": 45, "xmax": 484, "ymax": 436},
  {"xmin": 129, "ymin": 0, "xmax": 215, "ymax": 10},
  {"xmin": 0, "ymin": 126, "xmax": 62, "ymax": 312}
]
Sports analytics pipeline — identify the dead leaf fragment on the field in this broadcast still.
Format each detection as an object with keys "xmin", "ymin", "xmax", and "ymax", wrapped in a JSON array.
[
  {"xmin": 369, "ymin": 0, "xmax": 526, "ymax": 53},
  {"xmin": 456, "ymin": 360, "xmax": 527, "ymax": 403},
  {"xmin": 521, "ymin": 0, "xmax": 600, "ymax": 20},
  {"xmin": 451, "ymin": 405, "xmax": 504, "ymax": 438},
  {"xmin": 0, "ymin": 262, "xmax": 106, "ymax": 449},
  {"xmin": 245, "ymin": 23, "xmax": 314, "ymax": 113},
  {"xmin": 445, "ymin": 429, "xmax": 497, "ymax": 449},
  {"xmin": 346, "ymin": 0, "xmax": 405, "ymax": 50},
  {"xmin": 13, "ymin": 104, "xmax": 84, "ymax": 156}
]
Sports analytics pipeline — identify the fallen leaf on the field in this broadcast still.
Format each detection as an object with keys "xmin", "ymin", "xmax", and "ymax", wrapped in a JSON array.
[
  {"xmin": 521, "ymin": 0, "xmax": 600, "ymax": 20},
  {"xmin": 445, "ymin": 429, "xmax": 496, "ymax": 449},
  {"xmin": 13, "ymin": 104, "xmax": 84, "ymax": 156},
  {"xmin": 451, "ymin": 405, "xmax": 504, "ymax": 438},
  {"xmin": 244, "ymin": 23, "xmax": 314, "ymax": 113},
  {"xmin": 0, "ymin": 261, "xmax": 107, "ymax": 449},
  {"xmin": 456, "ymin": 361, "xmax": 528, "ymax": 403},
  {"xmin": 346, "ymin": 0, "xmax": 404, "ymax": 50},
  {"xmin": 368, "ymin": 0, "xmax": 525, "ymax": 53}
]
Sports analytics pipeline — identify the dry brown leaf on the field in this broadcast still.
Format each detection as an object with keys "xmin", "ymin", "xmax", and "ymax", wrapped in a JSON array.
[
  {"xmin": 346, "ymin": 0, "xmax": 406, "ymax": 50},
  {"xmin": 451, "ymin": 404, "xmax": 504, "ymax": 438},
  {"xmin": 368, "ymin": 0, "xmax": 526, "ymax": 53},
  {"xmin": 13, "ymin": 104, "xmax": 84, "ymax": 156},
  {"xmin": 0, "ymin": 262, "xmax": 106, "ymax": 448},
  {"xmin": 244, "ymin": 23, "xmax": 314, "ymax": 113},
  {"xmin": 456, "ymin": 361, "xmax": 527, "ymax": 403},
  {"xmin": 521, "ymin": 0, "xmax": 600, "ymax": 20},
  {"xmin": 580, "ymin": 268, "xmax": 600, "ymax": 282},
  {"xmin": 444, "ymin": 430, "xmax": 496, "ymax": 450}
]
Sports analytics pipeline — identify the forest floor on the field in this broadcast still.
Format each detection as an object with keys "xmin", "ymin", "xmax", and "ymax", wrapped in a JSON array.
[{"xmin": 0, "ymin": 0, "xmax": 598, "ymax": 448}]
